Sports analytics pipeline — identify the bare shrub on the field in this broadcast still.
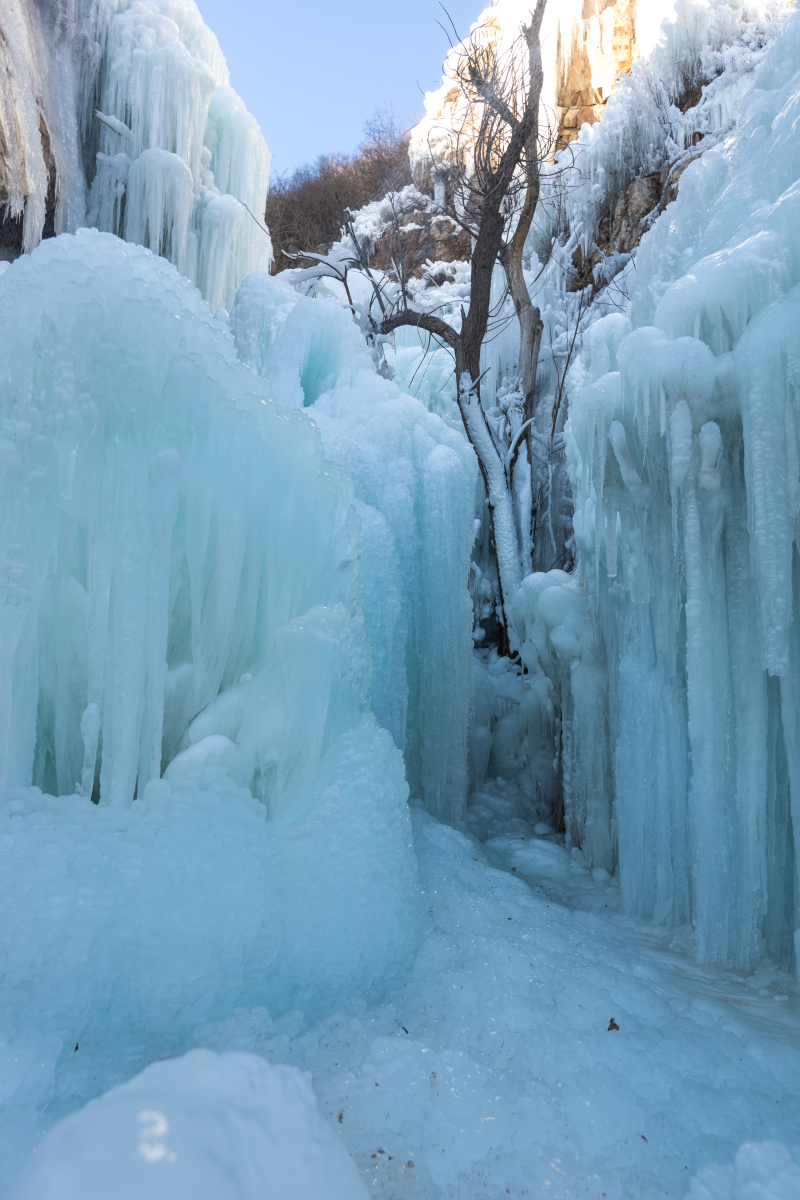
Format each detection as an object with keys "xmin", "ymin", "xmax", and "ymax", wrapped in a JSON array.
[{"xmin": 265, "ymin": 109, "xmax": 413, "ymax": 272}]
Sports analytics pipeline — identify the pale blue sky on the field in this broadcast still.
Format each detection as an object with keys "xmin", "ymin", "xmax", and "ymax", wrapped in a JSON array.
[{"xmin": 195, "ymin": 0, "xmax": 482, "ymax": 176}]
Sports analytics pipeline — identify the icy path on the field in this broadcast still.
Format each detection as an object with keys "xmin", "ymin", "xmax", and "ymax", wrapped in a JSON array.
[{"xmin": 190, "ymin": 783, "xmax": 800, "ymax": 1200}]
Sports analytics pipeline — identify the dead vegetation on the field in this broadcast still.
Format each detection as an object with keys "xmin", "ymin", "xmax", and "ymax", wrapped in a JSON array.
[{"xmin": 265, "ymin": 110, "xmax": 414, "ymax": 272}]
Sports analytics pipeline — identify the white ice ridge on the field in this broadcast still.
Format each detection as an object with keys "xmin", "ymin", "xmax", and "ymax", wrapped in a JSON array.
[
  {"xmin": 521, "ymin": 7, "xmax": 800, "ymax": 970},
  {"xmin": 0, "ymin": 0, "xmax": 271, "ymax": 309}
]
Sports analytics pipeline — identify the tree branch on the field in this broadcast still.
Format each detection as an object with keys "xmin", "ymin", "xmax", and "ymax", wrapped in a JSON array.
[{"xmin": 379, "ymin": 309, "xmax": 459, "ymax": 350}]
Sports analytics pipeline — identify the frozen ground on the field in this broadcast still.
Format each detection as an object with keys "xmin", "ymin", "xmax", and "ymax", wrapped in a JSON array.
[
  {"xmin": 4, "ymin": 2, "xmax": 800, "ymax": 1195},
  {"xmin": 282, "ymin": 787, "xmax": 800, "ymax": 1199},
  {"xmin": 11, "ymin": 781, "xmax": 799, "ymax": 1199}
]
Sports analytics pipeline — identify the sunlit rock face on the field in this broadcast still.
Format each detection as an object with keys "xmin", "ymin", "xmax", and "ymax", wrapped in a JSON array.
[
  {"xmin": 555, "ymin": 0, "xmax": 639, "ymax": 150},
  {"xmin": 409, "ymin": 0, "xmax": 674, "ymax": 184}
]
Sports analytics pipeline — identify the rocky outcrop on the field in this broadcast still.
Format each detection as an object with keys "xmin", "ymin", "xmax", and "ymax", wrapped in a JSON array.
[
  {"xmin": 370, "ymin": 211, "xmax": 471, "ymax": 274},
  {"xmin": 410, "ymin": 0, "xmax": 671, "ymax": 187},
  {"xmin": 555, "ymin": 0, "xmax": 639, "ymax": 151},
  {"xmin": 609, "ymin": 171, "xmax": 659, "ymax": 253},
  {"xmin": 0, "ymin": 0, "xmax": 96, "ymax": 259},
  {"xmin": 569, "ymin": 139, "xmax": 716, "ymax": 289}
]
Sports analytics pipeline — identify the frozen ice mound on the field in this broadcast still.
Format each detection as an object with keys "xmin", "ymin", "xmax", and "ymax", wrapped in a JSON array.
[
  {"xmin": 685, "ymin": 1141, "xmax": 800, "ymax": 1200},
  {"xmin": 0, "ymin": 229, "xmax": 423, "ymax": 1045},
  {"xmin": 12, "ymin": 1049, "xmax": 368, "ymax": 1200},
  {"xmin": 0, "ymin": 715, "xmax": 420, "ymax": 1051},
  {"xmin": 486, "ymin": 834, "xmax": 572, "ymax": 882},
  {"xmin": 232, "ymin": 273, "xmax": 477, "ymax": 821}
]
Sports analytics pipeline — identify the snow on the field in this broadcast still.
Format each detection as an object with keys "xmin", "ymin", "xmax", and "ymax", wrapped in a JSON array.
[
  {"xmin": 686, "ymin": 1142, "xmax": 800, "ymax": 1200},
  {"xmin": 13, "ymin": 1050, "xmax": 368, "ymax": 1200},
  {"xmin": 4, "ymin": 777, "xmax": 800, "ymax": 1199},
  {"xmin": 264, "ymin": 794, "xmax": 800, "ymax": 1199}
]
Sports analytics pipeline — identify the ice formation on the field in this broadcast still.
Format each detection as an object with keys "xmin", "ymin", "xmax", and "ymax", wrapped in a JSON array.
[
  {"xmin": 383, "ymin": 0, "xmax": 800, "ymax": 971},
  {"xmin": 0, "ymin": 232, "xmax": 423, "ymax": 1172},
  {"xmin": 526, "ymin": 5, "xmax": 800, "ymax": 970},
  {"xmin": 14, "ymin": 1050, "xmax": 368, "ymax": 1200},
  {"xmin": 4, "ymin": 0, "xmax": 800, "ymax": 1197},
  {"xmin": 0, "ymin": 0, "xmax": 270, "ymax": 308},
  {"xmin": 231, "ymin": 272, "xmax": 477, "ymax": 821},
  {"xmin": 0, "ymin": 231, "xmax": 370, "ymax": 808}
]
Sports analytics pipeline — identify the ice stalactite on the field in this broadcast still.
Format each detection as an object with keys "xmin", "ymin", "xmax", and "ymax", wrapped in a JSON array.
[
  {"xmin": 0, "ymin": 229, "xmax": 424, "ymax": 1051},
  {"xmin": 230, "ymin": 273, "xmax": 478, "ymax": 823},
  {"xmin": 0, "ymin": 230, "xmax": 366, "ymax": 809},
  {"xmin": 87, "ymin": 1, "xmax": 272, "ymax": 311},
  {"xmin": 519, "ymin": 9, "xmax": 800, "ymax": 971},
  {"xmin": 1, "ymin": 0, "xmax": 271, "ymax": 308}
]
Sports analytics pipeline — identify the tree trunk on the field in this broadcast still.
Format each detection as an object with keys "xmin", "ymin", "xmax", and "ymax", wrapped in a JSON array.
[
  {"xmin": 454, "ymin": 355, "xmax": 521, "ymax": 655},
  {"xmin": 500, "ymin": 11, "xmax": 545, "ymax": 572},
  {"xmin": 378, "ymin": 1, "xmax": 548, "ymax": 653}
]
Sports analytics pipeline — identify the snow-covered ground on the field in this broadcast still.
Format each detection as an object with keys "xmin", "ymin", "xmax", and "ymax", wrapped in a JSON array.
[{"xmin": 7, "ymin": 782, "xmax": 800, "ymax": 1197}]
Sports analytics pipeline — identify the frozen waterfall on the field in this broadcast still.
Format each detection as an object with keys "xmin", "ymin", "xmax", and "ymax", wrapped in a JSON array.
[
  {"xmin": 0, "ymin": 226, "xmax": 425, "ymax": 1077},
  {"xmin": 518, "ymin": 8, "xmax": 800, "ymax": 972},
  {"xmin": 0, "ymin": 0, "xmax": 271, "ymax": 309}
]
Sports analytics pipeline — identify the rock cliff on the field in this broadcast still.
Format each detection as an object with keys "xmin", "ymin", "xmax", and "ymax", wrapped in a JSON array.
[{"xmin": 409, "ymin": 0, "xmax": 675, "ymax": 182}]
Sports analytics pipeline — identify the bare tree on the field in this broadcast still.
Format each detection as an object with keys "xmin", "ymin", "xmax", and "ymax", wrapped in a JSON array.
[
  {"xmin": 284, "ymin": 4, "xmax": 555, "ymax": 652},
  {"xmin": 375, "ymin": 1, "xmax": 549, "ymax": 653}
]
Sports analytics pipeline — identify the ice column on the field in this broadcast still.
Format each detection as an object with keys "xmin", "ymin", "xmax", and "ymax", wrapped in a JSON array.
[
  {"xmin": 0, "ymin": 0, "xmax": 272, "ymax": 308},
  {"xmin": 555, "ymin": 11, "xmax": 800, "ymax": 970},
  {"xmin": 0, "ymin": 231, "xmax": 371, "ymax": 810},
  {"xmin": 231, "ymin": 273, "xmax": 478, "ymax": 822}
]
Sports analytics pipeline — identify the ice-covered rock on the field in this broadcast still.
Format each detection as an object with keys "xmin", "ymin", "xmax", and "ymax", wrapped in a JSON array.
[{"xmin": 408, "ymin": 0, "xmax": 680, "ymax": 188}]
